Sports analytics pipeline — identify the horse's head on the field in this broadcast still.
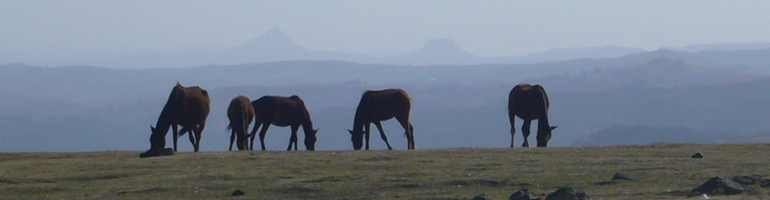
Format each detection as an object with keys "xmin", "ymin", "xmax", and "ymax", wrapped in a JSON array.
[
  {"xmin": 304, "ymin": 129, "xmax": 319, "ymax": 151},
  {"xmin": 348, "ymin": 129, "xmax": 364, "ymax": 150},
  {"xmin": 149, "ymin": 125, "xmax": 165, "ymax": 148},
  {"xmin": 536, "ymin": 126, "xmax": 558, "ymax": 147}
]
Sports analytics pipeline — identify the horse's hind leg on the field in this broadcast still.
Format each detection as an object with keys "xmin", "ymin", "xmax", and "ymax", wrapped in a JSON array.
[
  {"xmin": 373, "ymin": 121, "xmax": 393, "ymax": 150},
  {"xmin": 196, "ymin": 123, "xmax": 204, "ymax": 152},
  {"xmin": 287, "ymin": 125, "xmax": 299, "ymax": 151},
  {"xmin": 396, "ymin": 116, "xmax": 413, "ymax": 150},
  {"xmin": 187, "ymin": 127, "xmax": 196, "ymax": 152},
  {"xmin": 229, "ymin": 128, "xmax": 236, "ymax": 151},
  {"xmin": 410, "ymin": 124, "xmax": 415, "ymax": 149},
  {"xmin": 521, "ymin": 120, "xmax": 532, "ymax": 147},
  {"xmin": 191, "ymin": 123, "xmax": 204, "ymax": 152}
]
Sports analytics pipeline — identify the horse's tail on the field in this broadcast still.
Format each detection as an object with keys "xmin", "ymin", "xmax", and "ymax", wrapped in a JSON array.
[
  {"xmin": 404, "ymin": 124, "xmax": 414, "ymax": 138},
  {"xmin": 242, "ymin": 107, "xmax": 250, "ymax": 137}
]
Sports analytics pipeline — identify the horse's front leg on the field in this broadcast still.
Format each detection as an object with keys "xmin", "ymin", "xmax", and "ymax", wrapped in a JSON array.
[
  {"xmin": 172, "ymin": 124, "xmax": 179, "ymax": 152},
  {"xmin": 373, "ymin": 121, "xmax": 393, "ymax": 150},
  {"xmin": 364, "ymin": 123, "xmax": 371, "ymax": 150},
  {"xmin": 521, "ymin": 120, "xmax": 532, "ymax": 147},
  {"xmin": 287, "ymin": 125, "xmax": 299, "ymax": 151},
  {"xmin": 193, "ymin": 123, "xmax": 204, "ymax": 152},
  {"xmin": 509, "ymin": 114, "xmax": 516, "ymax": 148},
  {"xmin": 258, "ymin": 123, "xmax": 271, "ymax": 151}
]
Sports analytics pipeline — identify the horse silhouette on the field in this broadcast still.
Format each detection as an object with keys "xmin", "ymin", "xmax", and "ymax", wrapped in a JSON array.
[
  {"xmin": 508, "ymin": 83, "xmax": 557, "ymax": 147},
  {"xmin": 348, "ymin": 89, "xmax": 415, "ymax": 150},
  {"xmin": 140, "ymin": 82, "xmax": 210, "ymax": 158},
  {"xmin": 249, "ymin": 95, "xmax": 318, "ymax": 151},
  {"xmin": 227, "ymin": 95, "xmax": 254, "ymax": 151}
]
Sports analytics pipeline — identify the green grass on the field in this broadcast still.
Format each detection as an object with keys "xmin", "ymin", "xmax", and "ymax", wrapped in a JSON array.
[{"xmin": 1, "ymin": 144, "xmax": 769, "ymax": 199}]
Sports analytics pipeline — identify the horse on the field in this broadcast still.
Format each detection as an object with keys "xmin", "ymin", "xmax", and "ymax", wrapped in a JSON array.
[
  {"xmin": 348, "ymin": 89, "xmax": 415, "ymax": 150},
  {"xmin": 508, "ymin": 83, "xmax": 557, "ymax": 148},
  {"xmin": 249, "ymin": 95, "xmax": 319, "ymax": 151},
  {"xmin": 140, "ymin": 82, "xmax": 210, "ymax": 158},
  {"xmin": 227, "ymin": 95, "xmax": 255, "ymax": 151}
]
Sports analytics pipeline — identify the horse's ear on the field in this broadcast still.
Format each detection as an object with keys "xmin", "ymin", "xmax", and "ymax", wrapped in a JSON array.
[
  {"xmin": 314, "ymin": 129, "xmax": 319, "ymax": 134},
  {"xmin": 550, "ymin": 126, "xmax": 558, "ymax": 131},
  {"xmin": 348, "ymin": 130, "xmax": 353, "ymax": 135},
  {"xmin": 150, "ymin": 126, "xmax": 156, "ymax": 132}
]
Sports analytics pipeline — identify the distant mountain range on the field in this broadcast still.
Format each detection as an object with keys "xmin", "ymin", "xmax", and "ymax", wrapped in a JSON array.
[
  {"xmin": 529, "ymin": 57, "xmax": 763, "ymax": 92},
  {"xmin": 6, "ymin": 20, "xmax": 770, "ymax": 153},
  {"xmin": 25, "ymin": 27, "xmax": 754, "ymax": 68},
  {"xmin": 4, "ymin": 38, "xmax": 770, "ymax": 151}
]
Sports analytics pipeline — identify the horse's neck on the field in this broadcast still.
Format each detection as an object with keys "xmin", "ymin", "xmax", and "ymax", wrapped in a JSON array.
[
  {"xmin": 351, "ymin": 108, "xmax": 367, "ymax": 132},
  {"xmin": 536, "ymin": 114, "xmax": 550, "ymax": 129},
  {"xmin": 154, "ymin": 116, "xmax": 172, "ymax": 135},
  {"xmin": 301, "ymin": 120, "xmax": 314, "ymax": 134}
]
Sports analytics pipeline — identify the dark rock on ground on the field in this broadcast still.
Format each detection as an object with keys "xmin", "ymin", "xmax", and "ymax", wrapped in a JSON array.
[
  {"xmin": 231, "ymin": 189, "xmax": 245, "ymax": 196},
  {"xmin": 730, "ymin": 175, "xmax": 770, "ymax": 188},
  {"xmin": 545, "ymin": 187, "xmax": 589, "ymax": 200},
  {"xmin": 472, "ymin": 193, "xmax": 492, "ymax": 200},
  {"xmin": 691, "ymin": 152, "xmax": 704, "ymax": 158},
  {"xmin": 688, "ymin": 176, "xmax": 745, "ymax": 197},
  {"xmin": 510, "ymin": 188, "xmax": 541, "ymax": 200},
  {"xmin": 139, "ymin": 148, "xmax": 174, "ymax": 158},
  {"xmin": 612, "ymin": 172, "xmax": 634, "ymax": 181},
  {"xmin": 732, "ymin": 175, "xmax": 764, "ymax": 185}
]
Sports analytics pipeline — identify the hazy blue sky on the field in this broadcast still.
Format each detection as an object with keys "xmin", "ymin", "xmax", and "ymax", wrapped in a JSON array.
[{"xmin": 2, "ymin": 0, "xmax": 770, "ymax": 58}]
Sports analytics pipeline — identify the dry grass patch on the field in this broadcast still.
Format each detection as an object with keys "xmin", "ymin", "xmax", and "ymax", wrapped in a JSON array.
[{"xmin": 0, "ymin": 144, "xmax": 768, "ymax": 199}]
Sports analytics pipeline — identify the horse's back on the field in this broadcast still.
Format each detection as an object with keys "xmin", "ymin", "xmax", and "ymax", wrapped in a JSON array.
[
  {"xmin": 228, "ymin": 95, "xmax": 254, "ymax": 122},
  {"xmin": 359, "ymin": 89, "xmax": 412, "ymax": 121},
  {"xmin": 253, "ymin": 95, "xmax": 311, "ymax": 126},
  {"xmin": 252, "ymin": 96, "xmax": 279, "ymax": 120},
  {"xmin": 165, "ymin": 84, "xmax": 210, "ymax": 125},
  {"xmin": 509, "ymin": 83, "xmax": 549, "ymax": 120},
  {"xmin": 181, "ymin": 86, "xmax": 211, "ymax": 122}
]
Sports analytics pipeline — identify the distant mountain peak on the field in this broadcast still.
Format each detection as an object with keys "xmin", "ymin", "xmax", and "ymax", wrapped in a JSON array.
[
  {"xmin": 238, "ymin": 27, "xmax": 296, "ymax": 49},
  {"xmin": 418, "ymin": 38, "xmax": 464, "ymax": 54}
]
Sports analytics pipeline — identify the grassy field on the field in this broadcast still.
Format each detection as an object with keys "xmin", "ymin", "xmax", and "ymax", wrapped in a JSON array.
[{"xmin": 1, "ymin": 143, "xmax": 769, "ymax": 199}]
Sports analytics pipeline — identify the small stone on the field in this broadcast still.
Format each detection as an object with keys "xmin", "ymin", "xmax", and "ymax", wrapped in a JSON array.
[
  {"xmin": 688, "ymin": 176, "xmax": 745, "ymax": 197},
  {"xmin": 692, "ymin": 152, "xmax": 704, "ymax": 158},
  {"xmin": 231, "ymin": 189, "xmax": 245, "ymax": 196},
  {"xmin": 472, "ymin": 193, "xmax": 492, "ymax": 200},
  {"xmin": 510, "ymin": 188, "xmax": 541, "ymax": 200},
  {"xmin": 612, "ymin": 172, "xmax": 634, "ymax": 181},
  {"xmin": 545, "ymin": 187, "xmax": 589, "ymax": 200},
  {"xmin": 731, "ymin": 175, "xmax": 763, "ymax": 185}
]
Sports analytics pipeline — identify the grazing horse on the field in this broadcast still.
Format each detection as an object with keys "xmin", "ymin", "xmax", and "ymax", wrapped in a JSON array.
[
  {"xmin": 227, "ymin": 95, "xmax": 255, "ymax": 151},
  {"xmin": 140, "ymin": 82, "xmax": 210, "ymax": 158},
  {"xmin": 348, "ymin": 89, "xmax": 415, "ymax": 150},
  {"xmin": 249, "ymin": 95, "xmax": 319, "ymax": 151},
  {"xmin": 508, "ymin": 83, "xmax": 557, "ymax": 147}
]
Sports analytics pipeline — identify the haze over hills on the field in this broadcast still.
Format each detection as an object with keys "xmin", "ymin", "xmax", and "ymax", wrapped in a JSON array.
[
  {"xmin": 7, "ymin": 27, "xmax": 745, "ymax": 69},
  {"xmin": 8, "ymin": 27, "xmax": 770, "ymax": 69},
  {"xmin": 529, "ymin": 57, "xmax": 764, "ymax": 92},
  {"xmin": 674, "ymin": 42, "xmax": 770, "ymax": 52},
  {"xmin": 2, "ymin": 46, "xmax": 770, "ymax": 152}
]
